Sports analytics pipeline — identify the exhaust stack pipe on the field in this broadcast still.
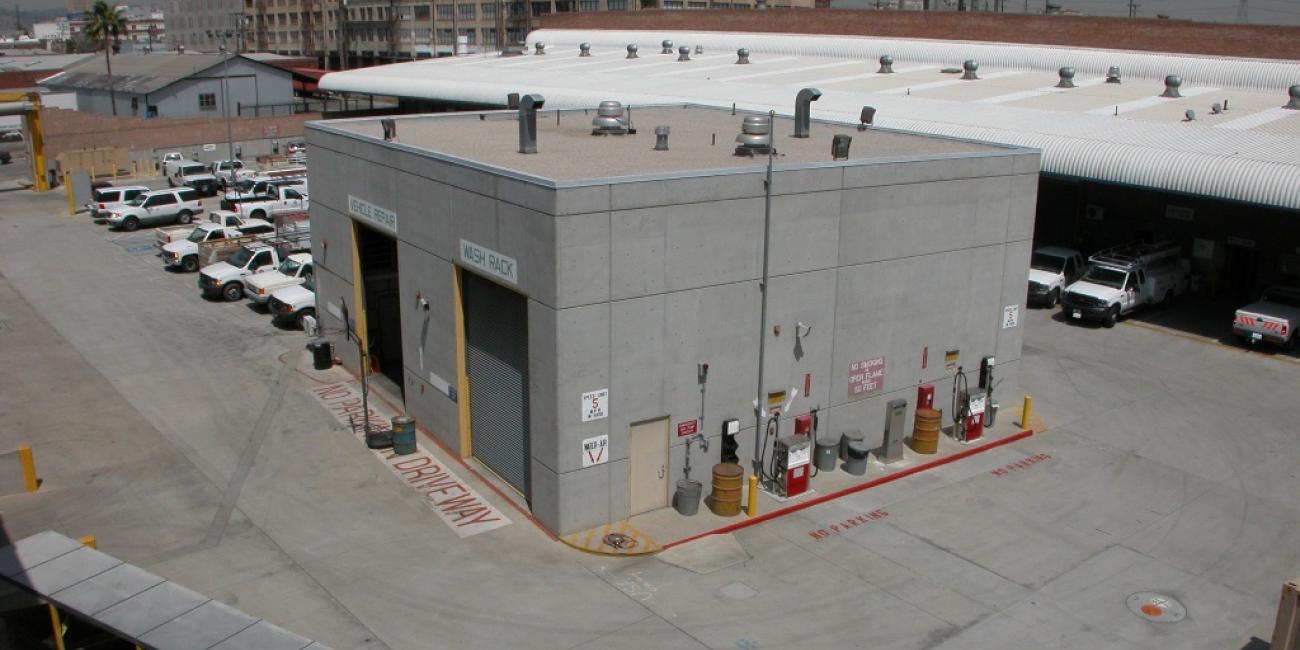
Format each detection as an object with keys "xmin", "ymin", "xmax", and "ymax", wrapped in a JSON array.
[
  {"xmin": 794, "ymin": 88, "xmax": 822, "ymax": 139},
  {"xmin": 518, "ymin": 94, "xmax": 545, "ymax": 154}
]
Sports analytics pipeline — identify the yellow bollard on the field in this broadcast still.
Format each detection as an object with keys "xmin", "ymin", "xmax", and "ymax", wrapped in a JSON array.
[
  {"xmin": 64, "ymin": 173, "xmax": 75, "ymax": 216},
  {"xmin": 79, "ymin": 535, "xmax": 96, "ymax": 549},
  {"xmin": 746, "ymin": 474, "xmax": 758, "ymax": 517},
  {"xmin": 48, "ymin": 604, "xmax": 66, "ymax": 650},
  {"xmin": 1020, "ymin": 395, "xmax": 1034, "ymax": 430},
  {"xmin": 18, "ymin": 445, "xmax": 37, "ymax": 492}
]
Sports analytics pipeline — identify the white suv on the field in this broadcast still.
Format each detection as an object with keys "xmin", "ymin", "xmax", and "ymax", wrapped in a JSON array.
[
  {"xmin": 87, "ymin": 185, "xmax": 149, "ymax": 221},
  {"xmin": 106, "ymin": 188, "xmax": 205, "ymax": 232}
]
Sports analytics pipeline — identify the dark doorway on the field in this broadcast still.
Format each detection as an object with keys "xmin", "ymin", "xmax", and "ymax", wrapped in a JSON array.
[
  {"xmin": 356, "ymin": 224, "xmax": 404, "ymax": 398},
  {"xmin": 462, "ymin": 270, "xmax": 530, "ymax": 499},
  {"xmin": 1224, "ymin": 242, "xmax": 1260, "ymax": 304}
]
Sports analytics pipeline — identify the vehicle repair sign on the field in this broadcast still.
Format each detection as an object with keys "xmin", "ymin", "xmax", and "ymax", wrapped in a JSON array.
[
  {"xmin": 349, "ymin": 194, "xmax": 398, "ymax": 234},
  {"xmin": 848, "ymin": 357, "xmax": 885, "ymax": 398}
]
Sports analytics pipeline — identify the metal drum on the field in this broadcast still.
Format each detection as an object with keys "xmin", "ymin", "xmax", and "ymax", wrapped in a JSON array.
[
  {"xmin": 391, "ymin": 416, "xmax": 416, "ymax": 455},
  {"xmin": 709, "ymin": 463, "xmax": 744, "ymax": 517},
  {"xmin": 909, "ymin": 408, "xmax": 942, "ymax": 454}
]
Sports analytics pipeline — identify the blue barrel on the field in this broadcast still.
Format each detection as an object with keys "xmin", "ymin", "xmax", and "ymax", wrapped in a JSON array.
[{"xmin": 391, "ymin": 416, "xmax": 417, "ymax": 455}]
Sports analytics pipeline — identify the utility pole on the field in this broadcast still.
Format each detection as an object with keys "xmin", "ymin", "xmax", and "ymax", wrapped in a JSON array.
[{"xmin": 1129, "ymin": 0, "xmax": 1139, "ymax": 17}]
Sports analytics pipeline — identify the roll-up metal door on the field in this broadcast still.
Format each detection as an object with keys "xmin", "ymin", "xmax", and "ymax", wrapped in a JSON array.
[{"xmin": 463, "ymin": 271, "xmax": 530, "ymax": 497}]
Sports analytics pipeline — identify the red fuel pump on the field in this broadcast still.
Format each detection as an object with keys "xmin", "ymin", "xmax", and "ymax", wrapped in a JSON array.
[{"xmin": 774, "ymin": 434, "xmax": 811, "ymax": 497}]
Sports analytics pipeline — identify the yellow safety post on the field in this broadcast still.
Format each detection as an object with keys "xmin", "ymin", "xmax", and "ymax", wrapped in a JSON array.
[
  {"xmin": 79, "ymin": 535, "xmax": 96, "ymax": 549},
  {"xmin": 48, "ymin": 604, "xmax": 66, "ymax": 650},
  {"xmin": 18, "ymin": 444, "xmax": 37, "ymax": 492},
  {"xmin": 1020, "ymin": 395, "xmax": 1034, "ymax": 430},
  {"xmin": 746, "ymin": 474, "xmax": 758, "ymax": 517},
  {"xmin": 64, "ymin": 172, "xmax": 75, "ymax": 216}
]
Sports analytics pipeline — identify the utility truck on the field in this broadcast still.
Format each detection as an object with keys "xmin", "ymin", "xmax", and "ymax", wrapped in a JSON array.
[
  {"xmin": 1061, "ymin": 241, "xmax": 1190, "ymax": 327},
  {"xmin": 1233, "ymin": 286, "xmax": 1300, "ymax": 350},
  {"xmin": 269, "ymin": 275, "xmax": 316, "ymax": 329},
  {"xmin": 154, "ymin": 210, "xmax": 276, "ymax": 250},
  {"xmin": 199, "ymin": 236, "xmax": 312, "ymax": 301},
  {"xmin": 1027, "ymin": 246, "xmax": 1085, "ymax": 307},
  {"xmin": 243, "ymin": 253, "xmax": 313, "ymax": 305},
  {"xmin": 161, "ymin": 224, "xmax": 247, "ymax": 272},
  {"xmin": 228, "ymin": 184, "xmax": 308, "ymax": 221}
]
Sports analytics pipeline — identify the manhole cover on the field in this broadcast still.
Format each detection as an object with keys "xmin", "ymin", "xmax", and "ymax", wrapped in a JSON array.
[
  {"xmin": 602, "ymin": 532, "xmax": 637, "ymax": 550},
  {"xmin": 1127, "ymin": 592, "xmax": 1186, "ymax": 622}
]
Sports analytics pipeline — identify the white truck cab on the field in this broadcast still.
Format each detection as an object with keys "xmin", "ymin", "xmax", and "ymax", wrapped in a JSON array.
[
  {"xmin": 1027, "ymin": 246, "xmax": 1084, "ymax": 307},
  {"xmin": 200, "ymin": 243, "xmax": 289, "ymax": 301},
  {"xmin": 1233, "ymin": 286, "xmax": 1300, "ymax": 350},
  {"xmin": 269, "ymin": 275, "xmax": 316, "ymax": 329},
  {"xmin": 1061, "ymin": 241, "xmax": 1190, "ymax": 327},
  {"xmin": 162, "ymin": 223, "xmax": 243, "ymax": 272},
  {"xmin": 243, "ymin": 253, "xmax": 313, "ymax": 305}
]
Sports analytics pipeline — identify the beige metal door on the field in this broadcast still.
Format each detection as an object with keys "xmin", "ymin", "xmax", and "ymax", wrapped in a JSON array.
[{"xmin": 628, "ymin": 417, "xmax": 669, "ymax": 515}]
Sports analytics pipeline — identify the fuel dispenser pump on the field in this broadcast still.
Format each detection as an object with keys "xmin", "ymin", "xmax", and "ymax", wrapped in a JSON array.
[
  {"xmin": 951, "ymin": 356, "xmax": 996, "ymax": 442},
  {"xmin": 757, "ymin": 409, "xmax": 815, "ymax": 498}
]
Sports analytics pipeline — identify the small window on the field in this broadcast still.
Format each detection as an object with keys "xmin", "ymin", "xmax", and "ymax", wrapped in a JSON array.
[
  {"xmin": 284, "ymin": 189, "xmax": 301, "ymax": 199},
  {"xmin": 1137, "ymin": 270, "xmax": 1146, "ymax": 285},
  {"xmin": 302, "ymin": 264, "xmax": 313, "ymax": 276},
  {"xmin": 199, "ymin": 93, "xmax": 217, "ymax": 110},
  {"xmin": 252, "ymin": 251, "xmax": 272, "ymax": 268},
  {"xmin": 414, "ymin": 3, "xmax": 431, "ymax": 18},
  {"xmin": 436, "ymin": 3, "xmax": 452, "ymax": 18},
  {"xmin": 178, "ymin": 189, "xmax": 198, "ymax": 201},
  {"xmin": 458, "ymin": 2, "xmax": 475, "ymax": 18},
  {"xmin": 606, "ymin": 0, "xmax": 627, "ymax": 8},
  {"xmin": 209, "ymin": 230, "xmax": 225, "ymax": 241}
]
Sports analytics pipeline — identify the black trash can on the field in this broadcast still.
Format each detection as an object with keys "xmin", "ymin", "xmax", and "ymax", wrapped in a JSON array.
[{"xmin": 308, "ymin": 338, "xmax": 333, "ymax": 370}]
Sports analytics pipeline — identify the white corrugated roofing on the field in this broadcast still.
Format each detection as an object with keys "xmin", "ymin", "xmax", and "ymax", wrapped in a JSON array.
[{"xmin": 319, "ymin": 29, "xmax": 1300, "ymax": 210}]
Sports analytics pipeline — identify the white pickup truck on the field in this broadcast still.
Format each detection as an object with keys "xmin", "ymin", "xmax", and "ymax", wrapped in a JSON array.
[
  {"xmin": 200, "ymin": 239, "xmax": 311, "ymax": 301},
  {"xmin": 1233, "ymin": 286, "xmax": 1300, "ymax": 350},
  {"xmin": 161, "ymin": 152, "xmax": 186, "ymax": 178},
  {"xmin": 1061, "ymin": 241, "xmax": 1190, "ymax": 327},
  {"xmin": 211, "ymin": 159, "xmax": 251, "ymax": 187},
  {"xmin": 155, "ymin": 211, "xmax": 275, "ymax": 251},
  {"xmin": 1027, "ymin": 246, "xmax": 1085, "ymax": 308},
  {"xmin": 269, "ymin": 275, "xmax": 316, "ymax": 329},
  {"xmin": 243, "ymin": 253, "xmax": 313, "ymax": 305},
  {"xmin": 169, "ymin": 161, "xmax": 208, "ymax": 188},
  {"xmin": 229, "ymin": 184, "xmax": 308, "ymax": 221},
  {"xmin": 161, "ymin": 223, "xmax": 249, "ymax": 272}
]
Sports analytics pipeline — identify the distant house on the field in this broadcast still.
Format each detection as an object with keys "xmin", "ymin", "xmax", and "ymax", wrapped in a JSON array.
[{"xmin": 38, "ymin": 52, "xmax": 293, "ymax": 118}]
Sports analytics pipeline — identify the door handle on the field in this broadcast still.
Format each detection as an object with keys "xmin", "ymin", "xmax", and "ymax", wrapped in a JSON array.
[{"xmin": 658, "ymin": 466, "xmax": 665, "ymax": 479}]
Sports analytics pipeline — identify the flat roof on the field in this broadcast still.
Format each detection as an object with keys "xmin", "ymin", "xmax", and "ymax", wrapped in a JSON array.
[
  {"xmin": 323, "ymin": 105, "xmax": 1008, "ymax": 182},
  {"xmin": 319, "ymin": 29, "xmax": 1300, "ymax": 209}
]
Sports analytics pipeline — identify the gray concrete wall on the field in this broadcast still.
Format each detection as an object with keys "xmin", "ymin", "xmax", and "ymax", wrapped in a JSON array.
[{"xmin": 307, "ymin": 118, "xmax": 1039, "ymax": 536}]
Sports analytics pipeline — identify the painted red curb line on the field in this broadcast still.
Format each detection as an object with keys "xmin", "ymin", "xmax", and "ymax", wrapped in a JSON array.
[
  {"xmin": 660, "ymin": 428, "xmax": 1036, "ymax": 550},
  {"xmin": 328, "ymin": 365, "xmax": 559, "ymax": 541}
]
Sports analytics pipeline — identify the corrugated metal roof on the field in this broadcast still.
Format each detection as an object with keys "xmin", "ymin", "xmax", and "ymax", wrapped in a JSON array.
[
  {"xmin": 39, "ymin": 52, "xmax": 239, "ymax": 95},
  {"xmin": 0, "ymin": 53, "xmax": 93, "ymax": 73},
  {"xmin": 318, "ymin": 29, "xmax": 1300, "ymax": 210}
]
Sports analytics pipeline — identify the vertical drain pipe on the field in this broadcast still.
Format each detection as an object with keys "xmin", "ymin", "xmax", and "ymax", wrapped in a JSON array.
[
  {"xmin": 752, "ymin": 109, "xmax": 777, "ymax": 487},
  {"xmin": 517, "ymin": 94, "xmax": 545, "ymax": 154}
]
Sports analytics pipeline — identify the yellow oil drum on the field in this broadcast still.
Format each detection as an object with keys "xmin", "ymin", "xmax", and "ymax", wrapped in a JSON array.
[
  {"xmin": 709, "ymin": 462, "xmax": 745, "ymax": 517},
  {"xmin": 910, "ymin": 407, "xmax": 942, "ymax": 454}
]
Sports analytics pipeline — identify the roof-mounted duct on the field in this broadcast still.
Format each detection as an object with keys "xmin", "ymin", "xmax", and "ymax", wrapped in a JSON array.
[
  {"xmin": 1106, "ymin": 66, "xmax": 1122, "ymax": 83},
  {"xmin": 961, "ymin": 60, "xmax": 979, "ymax": 80},
  {"xmin": 507, "ymin": 92, "xmax": 520, "ymax": 109},
  {"xmin": 678, "ymin": 46, "xmax": 691, "ymax": 62},
  {"xmin": 695, "ymin": 45, "xmax": 703, "ymax": 55},
  {"xmin": 579, "ymin": 43, "xmax": 591, "ymax": 57},
  {"xmin": 534, "ymin": 42, "xmax": 546, "ymax": 55},
  {"xmin": 1286, "ymin": 85, "xmax": 1300, "ymax": 109},
  {"xmin": 661, "ymin": 40, "xmax": 673, "ymax": 54},
  {"xmin": 831, "ymin": 134, "xmax": 852, "ymax": 161},
  {"xmin": 626, "ymin": 44, "xmax": 638, "ymax": 59},
  {"xmin": 592, "ymin": 101, "xmax": 629, "ymax": 135},
  {"xmin": 381, "ymin": 118, "xmax": 396, "ymax": 142},
  {"xmin": 1162, "ymin": 75, "xmax": 1182, "ymax": 98},
  {"xmin": 654, "ymin": 126, "xmax": 670, "ymax": 151},
  {"xmin": 517, "ymin": 94, "xmax": 545, "ymax": 154},
  {"xmin": 877, "ymin": 55, "xmax": 894, "ymax": 74},
  {"xmin": 1184, "ymin": 109, "xmax": 1196, "ymax": 121},
  {"xmin": 794, "ymin": 88, "xmax": 822, "ymax": 139},
  {"xmin": 858, "ymin": 106, "xmax": 875, "ymax": 130},
  {"xmin": 736, "ymin": 48, "xmax": 750, "ymax": 64},
  {"xmin": 734, "ymin": 115, "xmax": 773, "ymax": 156},
  {"xmin": 1057, "ymin": 67, "xmax": 1075, "ymax": 88}
]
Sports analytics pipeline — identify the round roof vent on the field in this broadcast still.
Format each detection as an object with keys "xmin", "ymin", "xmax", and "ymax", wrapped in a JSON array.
[
  {"xmin": 1057, "ymin": 66, "xmax": 1075, "ymax": 88},
  {"xmin": 661, "ymin": 39, "xmax": 674, "ymax": 54},
  {"xmin": 878, "ymin": 55, "xmax": 894, "ymax": 74},
  {"xmin": 1286, "ymin": 84, "xmax": 1300, "ymax": 109},
  {"xmin": 736, "ymin": 48, "xmax": 750, "ymax": 64},
  {"xmin": 579, "ymin": 42, "xmax": 591, "ymax": 57},
  {"xmin": 961, "ymin": 59, "xmax": 979, "ymax": 80},
  {"xmin": 626, "ymin": 43, "xmax": 639, "ymax": 59},
  {"xmin": 1162, "ymin": 75, "xmax": 1182, "ymax": 98}
]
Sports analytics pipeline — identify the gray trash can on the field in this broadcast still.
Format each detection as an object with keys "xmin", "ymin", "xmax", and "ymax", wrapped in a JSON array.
[
  {"xmin": 839, "ymin": 430, "xmax": 865, "ymax": 461},
  {"xmin": 843, "ymin": 439, "xmax": 870, "ymax": 476},
  {"xmin": 815, "ymin": 436, "xmax": 839, "ymax": 472},
  {"xmin": 673, "ymin": 479, "xmax": 702, "ymax": 516}
]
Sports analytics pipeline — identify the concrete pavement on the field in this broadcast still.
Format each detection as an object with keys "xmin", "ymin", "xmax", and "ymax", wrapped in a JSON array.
[{"xmin": 1, "ymin": 185, "xmax": 1298, "ymax": 649}]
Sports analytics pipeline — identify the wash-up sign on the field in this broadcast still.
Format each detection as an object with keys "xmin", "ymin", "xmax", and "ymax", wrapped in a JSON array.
[
  {"xmin": 460, "ymin": 239, "xmax": 518, "ymax": 285},
  {"xmin": 349, "ymin": 194, "xmax": 398, "ymax": 234},
  {"xmin": 582, "ymin": 434, "xmax": 609, "ymax": 468}
]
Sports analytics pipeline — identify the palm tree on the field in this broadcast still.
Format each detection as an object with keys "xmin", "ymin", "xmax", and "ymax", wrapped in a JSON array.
[{"xmin": 83, "ymin": 1, "xmax": 126, "ymax": 116}]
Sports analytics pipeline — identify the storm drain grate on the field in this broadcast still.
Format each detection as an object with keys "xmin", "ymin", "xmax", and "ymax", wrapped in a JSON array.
[{"xmin": 1127, "ymin": 592, "xmax": 1186, "ymax": 622}]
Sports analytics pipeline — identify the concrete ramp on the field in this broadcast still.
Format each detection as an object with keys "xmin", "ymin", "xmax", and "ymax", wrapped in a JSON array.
[{"xmin": 656, "ymin": 534, "xmax": 750, "ymax": 575}]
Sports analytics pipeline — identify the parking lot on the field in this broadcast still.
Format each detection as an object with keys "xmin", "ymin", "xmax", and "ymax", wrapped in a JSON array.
[{"xmin": 1, "ymin": 183, "xmax": 1299, "ymax": 649}]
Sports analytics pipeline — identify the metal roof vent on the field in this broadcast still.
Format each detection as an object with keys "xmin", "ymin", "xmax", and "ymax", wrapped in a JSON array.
[
  {"xmin": 507, "ymin": 92, "xmax": 520, "ymax": 109},
  {"xmin": 695, "ymin": 45, "xmax": 703, "ymax": 54},
  {"xmin": 661, "ymin": 39, "xmax": 674, "ymax": 54},
  {"xmin": 877, "ymin": 55, "xmax": 894, "ymax": 74},
  {"xmin": 1211, "ymin": 102, "xmax": 1223, "ymax": 114},
  {"xmin": 831, "ymin": 134, "xmax": 852, "ymax": 161},
  {"xmin": 793, "ymin": 87, "xmax": 822, "ymax": 139},
  {"xmin": 1286, "ymin": 85, "xmax": 1300, "ymax": 109},
  {"xmin": 1106, "ymin": 66, "xmax": 1122, "ymax": 83},
  {"xmin": 1057, "ymin": 67, "xmax": 1075, "ymax": 88},
  {"xmin": 381, "ymin": 118, "xmax": 397, "ymax": 142},
  {"xmin": 517, "ymin": 94, "xmax": 545, "ymax": 154},
  {"xmin": 534, "ymin": 41, "xmax": 546, "ymax": 55},
  {"xmin": 734, "ymin": 115, "xmax": 773, "ymax": 156},
  {"xmin": 654, "ymin": 126, "xmax": 670, "ymax": 150},
  {"xmin": 961, "ymin": 60, "xmax": 979, "ymax": 80},
  {"xmin": 591, "ymin": 100, "xmax": 629, "ymax": 135},
  {"xmin": 1183, "ymin": 109, "xmax": 1196, "ymax": 121},
  {"xmin": 678, "ymin": 46, "xmax": 691, "ymax": 62},
  {"xmin": 579, "ymin": 42, "xmax": 591, "ymax": 57},
  {"xmin": 737, "ymin": 48, "xmax": 750, "ymax": 64},
  {"xmin": 626, "ymin": 43, "xmax": 639, "ymax": 59},
  {"xmin": 858, "ymin": 106, "xmax": 875, "ymax": 130},
  {"xmin": 1161, "ymin": 75, "xmax": 1182, "ymax": 98}
]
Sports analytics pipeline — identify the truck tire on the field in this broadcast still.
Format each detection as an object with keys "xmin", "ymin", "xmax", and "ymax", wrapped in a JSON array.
[
  {"xmin": 122, "ymin": 216, "xmax": 140, "ymax": 232},
  {"xmin": 1047, "ymin": 288, "xmax": 1059, "ymax": 308},
  {"xmin": 1104, "ymin": 306, "xmax": 1118, "ymax": 328},
  {"xmin": 177, "ymin": 210, "xmax": 193, "ymax": 225},
  {"xmin": 251, "ymin": 209, "xmax": 266, "ymax": 221},
  {"xmin": 296, "ymin": 308, "xmax": 316, "ymax": 330},
  {"xmin": 222, "ymin": 282, "xmax": 244, "ymax": 302},
  {"xmin": 181, "ymin": 256, "xmax": 198, "ymax": 273}
]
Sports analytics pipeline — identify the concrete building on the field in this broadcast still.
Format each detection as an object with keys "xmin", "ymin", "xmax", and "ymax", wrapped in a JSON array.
[
  {"xmin": 305, "ymin": 104, "xmax": 1037, "ymax": 535},
  {"xmin": 39, "ymin": 52, "xmax": 293, "ymax": 118},
  {"xmin": 161, "ymin": 0, "xmax": 245, "ymax": 53}
]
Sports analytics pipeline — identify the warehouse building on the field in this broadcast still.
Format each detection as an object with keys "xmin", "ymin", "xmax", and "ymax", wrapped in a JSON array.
[{"xmin": 306, "ymin": 102, "xmax": 1036, "ymax": 535}]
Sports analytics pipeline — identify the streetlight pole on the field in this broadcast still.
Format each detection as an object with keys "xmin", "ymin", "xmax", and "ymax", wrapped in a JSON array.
[{"xmin": 217, "ymin": 31, "xmax": 236, "ymax": 170}]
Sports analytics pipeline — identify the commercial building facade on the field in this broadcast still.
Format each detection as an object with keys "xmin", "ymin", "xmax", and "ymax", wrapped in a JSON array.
[{"xmin": 305, "ymin": 104, "xmax": 1036, "ymax": 535}]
